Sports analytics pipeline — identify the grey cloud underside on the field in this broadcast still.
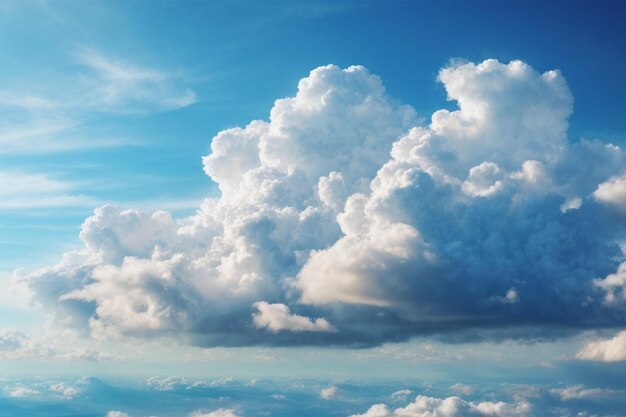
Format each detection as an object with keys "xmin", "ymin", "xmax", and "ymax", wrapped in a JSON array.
[{"xmin": 20, "ymin": 60, "xmax": 626, "ymax": 347}]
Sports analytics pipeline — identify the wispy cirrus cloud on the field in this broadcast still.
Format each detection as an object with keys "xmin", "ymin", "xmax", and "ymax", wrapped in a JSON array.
[
  {"xmin": 0, "ymin": 46, "xmax": 197, "ymax": 155},
  {"xmin": 0, "ymin": 171, "xmax": 97, "ymax": 210},
  {"xmin": 74, "ymin": 47, "xmax": 197, "ymax": 113}
]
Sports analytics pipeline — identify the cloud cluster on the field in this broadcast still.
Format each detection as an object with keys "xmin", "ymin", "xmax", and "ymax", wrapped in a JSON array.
[
  {"xmin": 0, "ymin": 328, "xmax": 112, "ymax": 361},
  {"xmin": 577, "ymin": 329, "xmax": 626, "ymax": 362},
  {"xmin": 350, "ymin": 395, "xmax": 530, "ymax": 417},
  {"xmin": 188, "ymin": 409, "xmax": 239, "ymax": 417},
  {"xmin": 19, "ymin": 59, "xmax": 626, "ymax": 347}
]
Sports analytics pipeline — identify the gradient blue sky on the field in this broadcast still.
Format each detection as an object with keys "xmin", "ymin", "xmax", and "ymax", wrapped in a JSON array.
[
  {"xmin": 1, "ymin": 2, "xmax": 626, "ymax": 417},
  {"xmin": 2, "ymin": 1, "xmax": 625, "ymax": 271}
]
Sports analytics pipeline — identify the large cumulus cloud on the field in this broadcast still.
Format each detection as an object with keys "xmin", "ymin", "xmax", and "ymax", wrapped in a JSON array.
[{"xmin": 19, "ymin": 60, "xmax": 626, "ymax": 346}]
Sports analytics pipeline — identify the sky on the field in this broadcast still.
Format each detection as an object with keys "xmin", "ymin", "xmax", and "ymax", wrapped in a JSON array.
[{"xmin": 1, "ymin": 1, "xmax": 626, "ymax": 417}]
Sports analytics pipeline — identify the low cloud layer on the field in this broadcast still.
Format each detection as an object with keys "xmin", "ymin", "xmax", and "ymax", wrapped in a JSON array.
[
  {"xmin": 19, "ymin": 59, "xmax": 626, "ymax": 347},
  {"xmin": 350, "ymin": 395, "xmax": 530, "ymax": 417}
]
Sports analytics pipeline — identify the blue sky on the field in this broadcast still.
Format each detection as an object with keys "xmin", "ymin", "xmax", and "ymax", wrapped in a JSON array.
[{"xmin": 2, "ymin": 2, "xmax": 626, "ymax": 417}]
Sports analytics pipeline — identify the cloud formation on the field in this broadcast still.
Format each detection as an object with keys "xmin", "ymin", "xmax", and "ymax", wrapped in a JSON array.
[
  {"xmin": 19, "ymin": 59, "xmax": 626, "ymax": 347},
  {"xmin": 189, "ymin": 409, "xmax": 240, "ymax": 417},
  {"xmin": 350, "ymin": 395, "xmax": 530, "ymax": 417},
  {"xmin": 75, "ymin": 48, "xmax": 197, "ymax": 112},
  {"xmin": 252, "ymin": 302, "xmax": 336, "ymax": 333},
  {"xmin": 577, "ymin": 329, "xmax": 626, "ymax": 362},
  {"xmin": 320, "ymin": 386, "xmax": 339, "ymax": 400},
  {"xmin": 0, "ymin": 328, "xmax": 112, "ymax": 361}
]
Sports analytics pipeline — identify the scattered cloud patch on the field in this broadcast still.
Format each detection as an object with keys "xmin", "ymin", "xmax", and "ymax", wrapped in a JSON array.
[
  {"xmin": 450, "ymin": 383, "xmax": 474, "ymax": 395},
  {"xmin": 146, "ymin": 376, "xmax": 188, "ymax": 391},
  {"xmin": 8, "ymin": 387, "xmax": 41, "ymax": 398},
  {"xmin": 350, "ymin": 395, "xmax": 530, "ymax": 417},
  {"xmin": 577, "ymin": 329, "xmax": 626, "ymax": 362},
  {"xmin": 188, "ymin": 409, "xmax": 240, "ymax": 417},
  {"xmin": 320, "ymin": 386, "xmax": 339, "ymax": 400},
  {"xmin": 49, "ymin": 382, "xmax": 80, "ymax": 399},
  {"xmin": 594, "ymin": 173, "xmax": 626, "ymax": 215},
  {"xmin": 391, "ymin": 389, "xmax": 413, "ymax": 401},
  {"xmin": 594, "ymin": 262, "xmax": 626, "ymax": 303},
  {"xmin": 550, "ymin": 384, "xmax": 623, "ymax": 401},
  {"xmin": 252, "ymin": 302, "xmax": 336, "ymax": 333},
  {"xmin": 490, "ymin": 288, "xmax": 519, "ymax": 305}
]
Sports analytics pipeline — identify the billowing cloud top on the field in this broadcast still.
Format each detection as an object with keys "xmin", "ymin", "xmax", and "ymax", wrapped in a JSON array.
[{"xmin": 20, "ymin": 59, "xmax": 626, "ymax": 347}]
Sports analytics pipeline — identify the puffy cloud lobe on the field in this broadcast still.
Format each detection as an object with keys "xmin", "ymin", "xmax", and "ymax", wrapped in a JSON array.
[
  {"xmin": 594, "ymin": 261, "xmax": 626, "ymax": 303},
  {"xmin": 8, "ymin": 387, "xmax": 41, "ymax": 398},
  {"xmin": 350, "ymin": 395, "xmax": 530, "ymax": 417},
  {"xmin": 49, "ymin": 382, "xmax": 80, "ymax": 399},
  {"xmin": 594, "ymin": 173, "xmax": 626, "ymax": 215},
  {"xmin": 19, "ymin": 60, "xmax": 626, "ymax": 347},
  {"xmin": 577, "ymin": 329, "xmax": 626, "ymax": 362},
  {"xmin": 252, "ymin": 302, "xmax": 336, "ymax": 332}
]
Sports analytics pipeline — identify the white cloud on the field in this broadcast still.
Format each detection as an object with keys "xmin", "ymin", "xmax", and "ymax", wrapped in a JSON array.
[
  {"xmin": 461, "ymin": 162, "xmax": 504, "ymax": 197},
  {"xmin": 106, "ymin": 412, "xmax": 130, "ymax": 417},
  {"xmin": 19, "ymin": 59, "xmax": 626, "ymax": 347},
  {"xmin": 594, "ymin": 261, "xmax": 626, "ymax": 303},
  {"xmin": 576, "ymin": 329, "xmax": 626, "ymax": 362},
  {"xmin": 391, "ymin": 389, "xmax": 413, "ymax": 400},
  {"xmin": 450, "ymin": 383, "xmax": 474, "ymax": 395},
  {"xmin": 146, "ymin": 376, "xmax": 188, "ymax": 391},
  {"xmin": 490, "ymin": 288, "xmax": 519, "ymax": 305},
  {"xmin": 350, "ymin": 395, "xmax": 530, "ymax": 417},
  {"xmin": 49, "ymin": 382, "xmax": 80, "ymax": 399},
  {"xmin": 0, "ymin": 327, "xmax": 113, "ymax": 362},
  {"xmin": 8, "ymin": 387, "xmax": 41, "ymax": 398},
  {"xmin": 550, "ymin": 385, "xmax": 622, "ymax": 401},
  {"xmin": 594, "ymin": 173, "xmax": 626, "ymax": 214},
  {"xmin": 252, "ymin": 302, "xmax": 336, "ymax": 332},
  {"xmin": 189, "ymin": 409, "xmax": 240, "ymax": 417},
  {"xmin": 320, "ymin": 385, "xmax": 339, "ymax": 400}
]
